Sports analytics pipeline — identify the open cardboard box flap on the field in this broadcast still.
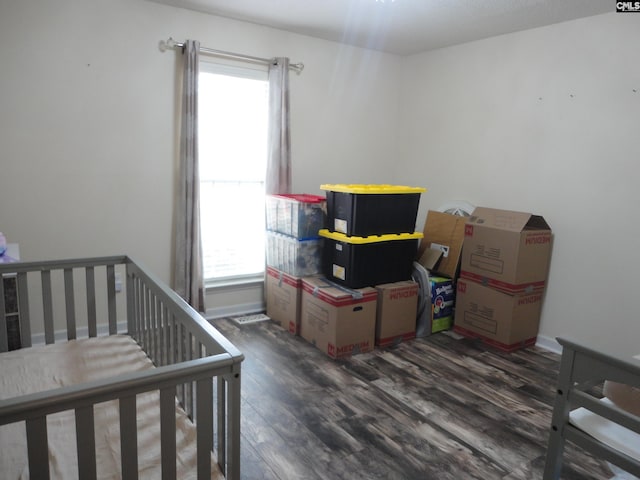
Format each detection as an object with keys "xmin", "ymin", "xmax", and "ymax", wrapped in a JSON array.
[{"xmin": 417, "ymin": 210, "xmax": 466, "ymax": 279}]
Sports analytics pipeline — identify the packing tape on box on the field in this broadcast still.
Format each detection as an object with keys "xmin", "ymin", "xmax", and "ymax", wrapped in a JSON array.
[
  {"xmin": 312, "ymin": 280, "xmax": 364, "ymax": 300},
  {"xmin": 324, "ymin": 279, "xmax": 364, "ymax": 299}
]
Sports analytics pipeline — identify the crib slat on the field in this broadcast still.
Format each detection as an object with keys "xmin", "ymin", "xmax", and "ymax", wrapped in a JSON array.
[
  {"xmin": 177, "ymin": 324, "xmax": 185, "ymax": 408},
  {"xmin": 138, "ymin": 278, "xmax": 144, "ymax": 340},
  {"xmin": 227, "ymin": 371, "xmax": 241, "ymax": 480},
  {"xmin": 160, "ymin": 386, "xmax": 177, "ymax": 480},
  {"xmin": 187, "ymin": 332, "xmax": 194, "ymax": 418},
  {"xmin": 155, "ymin": 298, "xmax": 162, "ymax": 365},
  {"xmin": 144, "ymin": 285, "xmax": 151, "ymax": 352},
  {"xmin": 64, "ymin": 268, "xmax": 76, "ymax": 340},
  {"xmin": 133, "ymin": 275, "xmax": 141, "ymax": 338},
  {"xmin": 86, "ymin": 267, "xmax": 97, "ymax": 337},
  {"xmin": 217, "ymin": 376, "xmax": 226, "ymax": 475},
  {"xmin": 26, "ymin": 416, "xmax": 50, "ymax": 479},
  {"xmin": 125, "ymin": 268, "xmax": 134, "ymax": 337},
  {"xmin": 120, "ymin": 395, "xmax": 138, "ymax": 480},
  {"xmin": 196, "ymin": 378, "xmax": 213, "ymax": 479},
  {"xmin": 138, "ymin": 283, "xmax": 145, "ymax": 346},
  {"xmin": 160, "ymin": 303, "xmax": 167, "ymax": 366},
  {"xmin": 147, "ymin": 288, "xmax": 153, "ymax": 355},
  {"xmin": 107, "ymin": 265, "xmax": 117, "ymax": 334},
  {"xmin": 151, "ymin": 295, "xmax": 158, "ymax": 364},
  {"xmin": 152, "ymin": 295, "xmax": 158, "ymax": 364},
  {"xmin": 0, "ymin": 278, "xmax": 7, "ymax": 352},
  {"xmin": 17, "ymin": 272, "xmax": 31, "ymax": 348},
  {"xmin": 169, "ymin": 314, "xmax": 176, "ymax": 365},
  {"xmin": 76, "ymin": 406, "xmax": 97, "ymax": 480},
  {"xmin": 41, "ymin": 270, "xmax": 55, "ymax": 344},
  {"xmin": 158, "ymin": 302, "xmax": 166, "ymax": 366}
]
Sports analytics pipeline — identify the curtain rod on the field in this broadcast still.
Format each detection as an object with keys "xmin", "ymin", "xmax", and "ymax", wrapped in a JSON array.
[{"xmin": 159, "ymin": 37, "xmax": 304, "ymax": 74}]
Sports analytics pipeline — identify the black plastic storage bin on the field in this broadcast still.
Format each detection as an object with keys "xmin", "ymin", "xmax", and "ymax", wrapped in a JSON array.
[
  {"xmin": 319, "ymin": 229, "xmax": 423, "ymax": 289},
  {"xmin": 321, "ymin": 184, "xmax": 426, "ymax": 237}
]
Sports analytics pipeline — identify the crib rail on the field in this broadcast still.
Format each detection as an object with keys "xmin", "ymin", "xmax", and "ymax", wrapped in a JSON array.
[
  {"xmin": 0, "ymin": 256, "xmax": 243, "ymax": 480},
  {"xmin": 0, "ymin": 354, "xmax": 234, "ymax": 479},
  {"xmin": 0, "ymin": 256, "xmax": 128, "ymax": 350},
  {"xmin": 543, "ymin": 337, "xmax": 640, "ymax": 479}
]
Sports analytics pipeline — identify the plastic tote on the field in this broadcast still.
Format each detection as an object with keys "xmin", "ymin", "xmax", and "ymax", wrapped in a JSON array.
[
  {"xmin": 321, "ymin": 184, "xmax": 426, "ymax": 236},
  {"xmin": 319, "ymin": 229, "xmax": 423, "ymax": 289}
]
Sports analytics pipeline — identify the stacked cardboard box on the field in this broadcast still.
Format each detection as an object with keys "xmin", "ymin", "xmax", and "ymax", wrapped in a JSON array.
[
  {"xmin": 417, "ymin": 210, "xmax": 466, "ymax": 280},
  {"xmin": 300, "ymin": 276, "xmax": 378, "ymax": 358},
  {"xmin": 299, "ymin": 277, "xmax": 420, "ymax": 354},
  {"xmin": 454, "ymin": 207, "xmax": 552, "ymax": 352},
  {"xmin": 265, "ymin": 266, "xmax": 304, "ymax": 335},
  {"xmin": 375, "ymin": 281, "xmax": 419, "ymax": 347}
]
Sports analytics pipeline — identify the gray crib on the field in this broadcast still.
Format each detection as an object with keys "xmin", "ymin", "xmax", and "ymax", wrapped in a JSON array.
[
  {"xmin": 544, "ymin": 337, "xmax": 640, "ymax": 479},
  {"xmin": 0, "ymin": 256, "xmax": 243, "ymax": 480}
]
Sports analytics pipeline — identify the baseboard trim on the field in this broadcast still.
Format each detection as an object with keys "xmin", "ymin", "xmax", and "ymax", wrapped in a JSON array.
[
  {"xmin": 535, "ymin": 334, "xmax": 562, "ymax": 355},
  {"xmin": 28, "ymin": 302, "xmax": 267, "ymax": 343},
  {"xmin": 205, "ymin": 301, "xmax": 265, "ymax": 321},
  {"xmin": 31, "ymin": 321, "xmax": 129, "ymax": 346}
]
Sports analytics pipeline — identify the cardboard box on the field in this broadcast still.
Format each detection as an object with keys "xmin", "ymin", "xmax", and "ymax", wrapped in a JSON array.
[
  {"xmin": 300, "ymin": 276, "xmax": 377, "ymax": 359},
  {"xmin": 453, "ymin": 279, "xmax": 543, "ymax": 352},
  {"xmin": 265, "ymin": 267, "xmax": 303, "ymax": 335},
  {"xmin": 375, "ymin": 281, "xmax": 418, "ymax": 347},
  {"xmin": 460, "ymin": 207, "xmax": 552, "ymax": 294},
  {"xmin": 429, "ymin": 276, "xmax": 455, "ymax": 333},
  {"xmin": 417, "ymin": 211, "xmax": 467, "ymax": 279}
]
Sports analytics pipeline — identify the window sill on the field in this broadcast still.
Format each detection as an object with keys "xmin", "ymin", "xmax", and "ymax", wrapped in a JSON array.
[{"xmin": 205, "ymin": 273, "xmax": 265, "ymax": 292}]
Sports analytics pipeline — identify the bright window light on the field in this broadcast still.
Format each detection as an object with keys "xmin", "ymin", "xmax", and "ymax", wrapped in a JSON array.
[{"xmin": 198, "ymin": 62, "xmax": 269, "ymax": 281}]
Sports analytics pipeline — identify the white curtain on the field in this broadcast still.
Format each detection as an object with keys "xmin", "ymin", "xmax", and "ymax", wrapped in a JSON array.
[
  {"xmin": 173, "ymin": 40, "xmax": 205, "ymax": 312},
  {"xmin": 266, "ymin": 57, "xmax": 292, "ymax": 195}
]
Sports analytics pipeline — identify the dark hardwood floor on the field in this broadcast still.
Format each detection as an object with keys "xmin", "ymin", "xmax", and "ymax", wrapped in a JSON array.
[{"xmin": 212, "ymin": 318, "xmax": 612, "ymax": 480}]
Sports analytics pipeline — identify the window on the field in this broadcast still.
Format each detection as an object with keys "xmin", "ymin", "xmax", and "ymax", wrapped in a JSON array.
[{"xmin": 198, "ymin": 62, "xmax": 269, "ymax": 282}]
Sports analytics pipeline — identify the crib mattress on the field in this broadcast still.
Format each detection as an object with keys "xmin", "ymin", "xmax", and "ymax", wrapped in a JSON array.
[
  {"xmin": 0, "ymin": 335, "xmax": 224, "ymax": 480},
  {"xmin": 569, "ymin": 397, "xmax": 640, "ymax": 463}
]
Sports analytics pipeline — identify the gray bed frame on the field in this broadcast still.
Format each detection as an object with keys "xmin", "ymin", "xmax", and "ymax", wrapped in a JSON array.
[
  {"xmin": 544, "ymin": 337, "xmax": 640, "ymax": 479},
  {"xmin": 0, "ymin": 255, "xmax": 244, "ymax": 480}
]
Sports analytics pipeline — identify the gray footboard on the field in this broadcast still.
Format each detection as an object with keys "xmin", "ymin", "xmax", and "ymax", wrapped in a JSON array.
[
  {"xmin": 543, "ymin": 337, "xmax": 640, "ymax": 479},
  {"xmin": 0, "ymin": 256, "xmax": 243, "ymax": 480}
]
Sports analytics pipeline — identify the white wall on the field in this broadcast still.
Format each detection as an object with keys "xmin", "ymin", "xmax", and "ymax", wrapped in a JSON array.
[
  {"xmin": 2, "ymin": 1, "xmax": 638, "ymax": 354},
  {"xmin": 400, "ymin": 13, "xmax": 640, "ymax": 356},
  {"xmin": 0, "ymin": 0, "xmax": 401, "ymax": 317}
]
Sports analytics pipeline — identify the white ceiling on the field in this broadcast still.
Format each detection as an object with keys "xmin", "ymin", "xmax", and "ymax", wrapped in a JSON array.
[{"xmin": 150, "ymin": 0, "xmax": 612, "ymax": 55}]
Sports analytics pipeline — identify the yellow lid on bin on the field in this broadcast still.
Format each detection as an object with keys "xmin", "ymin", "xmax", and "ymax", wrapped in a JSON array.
[
  {"xmin": 320, "ymin": 184, "xmax": 426, "ymax": 194},
  {"xmin": 319, "ymin": 229, "xmax": 423, "ymax": 244}
]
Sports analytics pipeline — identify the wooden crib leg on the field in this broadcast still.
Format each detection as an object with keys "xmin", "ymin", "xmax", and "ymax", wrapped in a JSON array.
[{"xmin": 543, "ymin": 346, "xmax": 576, "ymax": 480}]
